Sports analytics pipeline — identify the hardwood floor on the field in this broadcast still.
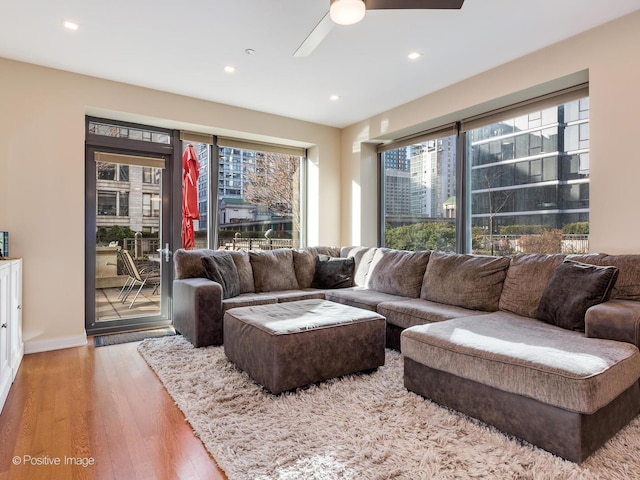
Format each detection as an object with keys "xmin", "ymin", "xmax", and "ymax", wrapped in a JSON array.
[{"xmin": 0, "ymin": 341, "xmax": 227, "ymax": 480}]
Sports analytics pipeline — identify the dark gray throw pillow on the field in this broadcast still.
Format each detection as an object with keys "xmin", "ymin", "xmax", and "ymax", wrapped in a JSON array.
[
  {"xmin": 201, "ymin": 252, "xmax": 241, "ymax": 299},
  {"xmin": 536, "ymin": 259, "xmax": 619, "ymax": 331},
  {"xmin": 312, "ymin": 255, "xmax": 355, "ymax": 289}
]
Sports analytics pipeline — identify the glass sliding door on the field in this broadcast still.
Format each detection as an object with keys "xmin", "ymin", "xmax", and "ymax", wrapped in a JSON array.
[{"xmin": 85, "ymin": 118, "xmax": 176, "ymax": 335}]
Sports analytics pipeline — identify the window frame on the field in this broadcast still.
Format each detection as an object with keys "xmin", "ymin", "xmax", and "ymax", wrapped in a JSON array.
[{"xmin": 379, "ymin": 84, "xmax": 589, "ymax": 254}]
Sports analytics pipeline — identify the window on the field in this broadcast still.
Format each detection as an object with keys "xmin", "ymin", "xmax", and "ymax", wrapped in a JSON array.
[
  {"xmin": 97, "ymin": 190, "xmax": 129, "ymax": 216},
  {"xmin": 380, "ymin": 86, "xmax": 589, "ymax": 255},
  {"xmin": 142, "ymin": 193, "xmax": 160, "ymax": 217},
  {"xmin": 97, "ymin": 162, "xmax": 129, "ymax": 182},
  {"xmin": 142, "ymin": 167, "xmax": 160, "ymax": 184},
  {"xmin": 88, "ymin": 120, "xmax": 171, "ymax": 144},
  {"xmin": 216, "ymin": 145, "xmax": 303, "ymax": 249},
  {"xmin": 381, "ymin": 134, "xmax": 457, "ymax": 252},
  {"xmin": 469, "ymin": 97, "xmax": 589, "ymax": 255},
  {"xmin": 97, "ymin": 191, "xmax": 116, "ymax": 216}
]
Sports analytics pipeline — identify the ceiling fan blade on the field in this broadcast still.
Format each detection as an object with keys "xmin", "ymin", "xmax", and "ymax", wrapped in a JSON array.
[
  {"xmin": 293, "ymin": 12, "xmax": 334, "ymax": 57},
  {"xmin": 365, "ymin": 0, "xmax": 464, "ymax": 10}
]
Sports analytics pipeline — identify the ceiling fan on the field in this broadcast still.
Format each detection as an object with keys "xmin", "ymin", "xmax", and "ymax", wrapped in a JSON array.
[{"xmin": 294, "ymin": 0, "xmax": 465, "ymax": 57}]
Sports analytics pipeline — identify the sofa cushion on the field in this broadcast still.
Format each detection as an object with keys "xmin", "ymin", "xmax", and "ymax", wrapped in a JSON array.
[
  {"xmin": 292, "ymin": 249, "xmax": 316, "ymax": 289},
  {"xmin": 312, "ymin": 255, "xmax": 355, "ymax": 289},
  {"xmin": 273, "ymin": 289, "xmax": 327, "ymax": 303},
  {"xmin": 174, "ymin": 248, "xmax": 218, "ymax": 279},
  {"xmin": 222, "ymin": 292, "xmax": 279, "ymax": 312},
  {"xmin": 377, "ymin": 299, "xmax": 485, "ymax": 330},
  {"xmin": 499, "ymin": 253, "xmax": 566, "ymax": 318},
  {"xmin": 536, "ymin": 259, "xmax": 619, "ymax": 332},
  {"xmin": 570, "ymin": 253, "xmax": 640, "ymax": 301},
  {"xmin": 228, "ymin": 250, "xmax": 255, "ymax": 294},
  {"xmin": 341, "ymin": 246, "xmax": 378, "ymax": 287},
  {"xmin": 401, "ymin": 312, "xmax": 640, "ymax": 414},
  {"xmin": 325, "ymin": 286, "xmax": 409, "ymax": 312},
  {"xmin": 421, "ymin": 252, "xmax": 510, "ymax": 311},
  {"xmin": 249, "ymin": 249, "xmax": 299, "ymax": 293},
  {"xmin": 201, "ymin": 253, "xmax": 240, "ymax": 299},
  {"xmin": 367, "ymin": 249, "xmax": 430, "ymax": 298}
]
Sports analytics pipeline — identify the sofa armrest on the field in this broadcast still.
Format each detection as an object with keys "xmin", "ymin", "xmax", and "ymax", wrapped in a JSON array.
[
  {"xmin": 173, "ymin": 278, "xmax": 223, "ymax": 347},
  {"xmin": 585, "ymin": 299, "xmax": 640, "ymax": 348}
]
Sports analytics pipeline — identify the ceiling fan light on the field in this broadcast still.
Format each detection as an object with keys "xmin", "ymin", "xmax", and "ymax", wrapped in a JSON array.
[{"xmin": 330, "ymin": 0, "xmax": 366, "ymax": 26}]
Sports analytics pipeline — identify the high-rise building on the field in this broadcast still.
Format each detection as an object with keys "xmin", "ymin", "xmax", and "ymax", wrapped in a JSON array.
[{"xmin": 469, "ymin": 98, "xmax": 590, "ymax": 231}]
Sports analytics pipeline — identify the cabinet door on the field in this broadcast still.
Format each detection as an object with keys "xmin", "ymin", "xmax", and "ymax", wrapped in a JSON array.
[
  {"xmin": 9, "ymin": 260, "xmax": 23, "ymax": 380},
  {"xmin": 0, "ymin": 264, "xmax": 11, "ymax": 413}
]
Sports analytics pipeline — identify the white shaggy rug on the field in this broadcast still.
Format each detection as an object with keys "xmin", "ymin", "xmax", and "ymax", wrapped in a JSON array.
[{"xmin": 138, "ymin": 335, "xmax": 640, "ymax": 479}]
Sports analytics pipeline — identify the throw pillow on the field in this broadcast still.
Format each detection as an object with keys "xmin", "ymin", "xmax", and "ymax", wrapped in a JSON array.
[
  {"xmin": 201, "ymin": 252, "xmax": 241, "ymax": 299},
  {"xmin": 312, "ymin": 255, "xmax": 355, "ymax": 289},
  {"xmin": 536, "ymin": 259, "xmax": 619, "ymax": 331}
]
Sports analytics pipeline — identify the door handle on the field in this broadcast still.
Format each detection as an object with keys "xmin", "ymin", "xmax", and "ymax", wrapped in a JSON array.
[{"xmin": 157, "ymin": 243, "xmax": 172, "ymax": 263}]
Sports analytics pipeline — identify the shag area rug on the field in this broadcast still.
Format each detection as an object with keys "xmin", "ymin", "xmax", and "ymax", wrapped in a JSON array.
[{"xmin": 138, "ymin": 335, "xmax": 640, "ymax": 479}]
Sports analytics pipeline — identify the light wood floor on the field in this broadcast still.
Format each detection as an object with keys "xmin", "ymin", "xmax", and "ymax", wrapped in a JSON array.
[{"xmin": 0, "ymin": 341, "xmax": 227, "ymax": 480}]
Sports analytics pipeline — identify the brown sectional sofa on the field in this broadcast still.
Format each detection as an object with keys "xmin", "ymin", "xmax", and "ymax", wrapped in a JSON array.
[{"xmin": 172, "ymin": 245, "xmax": 640, "ymax": 463}]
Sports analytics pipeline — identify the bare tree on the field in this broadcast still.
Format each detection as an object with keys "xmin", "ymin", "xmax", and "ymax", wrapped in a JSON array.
[{"xmin": 243, "ymin": 153, "xmax": 300, "ymax": 241}]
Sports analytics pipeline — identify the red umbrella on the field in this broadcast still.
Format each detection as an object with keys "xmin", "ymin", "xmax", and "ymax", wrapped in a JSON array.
[{"xmin": 182, "ymin": 145, "xmax": 200, "ymax": 249}]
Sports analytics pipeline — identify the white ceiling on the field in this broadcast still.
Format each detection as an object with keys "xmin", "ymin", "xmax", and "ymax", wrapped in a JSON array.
[{"xmin": 2, "ymin": 0, "xmax": 639, "ymax": 128}]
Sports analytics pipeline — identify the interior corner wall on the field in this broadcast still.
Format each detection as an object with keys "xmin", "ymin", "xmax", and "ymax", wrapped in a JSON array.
[
  {"xmin": 339, "ymin": 10, "xmax": 640, "ymax": 253},
  {"xmin": 0, "ymin": 58, "xmax": 341, "ymax": 351}
]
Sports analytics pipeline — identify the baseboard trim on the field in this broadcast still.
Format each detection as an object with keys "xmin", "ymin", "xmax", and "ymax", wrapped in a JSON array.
[{"xmin": 24, "ymin": 334, "xmax": 88, "ymax": 354}]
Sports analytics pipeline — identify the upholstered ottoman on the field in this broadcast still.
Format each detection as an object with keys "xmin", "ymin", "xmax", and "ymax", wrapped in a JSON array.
[
  {"xmin": 401, "ymin": 311, "xmax": 640, "ymax": 463},
  {"xmin": 224, "ymin": 299, "xmax": 386, "ymax": 394}
]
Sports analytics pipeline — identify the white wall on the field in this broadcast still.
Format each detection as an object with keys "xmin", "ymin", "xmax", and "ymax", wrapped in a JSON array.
[
  {"xmin": 340, "ymin": 11, "xmax": 640, "ymax": 252},
  {"xmin": 0, "ymin": 59, "xmax": 341, "ymax": 352}
]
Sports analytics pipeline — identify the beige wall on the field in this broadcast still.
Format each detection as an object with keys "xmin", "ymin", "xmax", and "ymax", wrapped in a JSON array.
[
  {"xmin": 340, "ymin": 11, "xmax": 640, "ymax": 251},
  {"xmin": 0, "ymin": 59, "xmax": 340, "ymax": 351}
]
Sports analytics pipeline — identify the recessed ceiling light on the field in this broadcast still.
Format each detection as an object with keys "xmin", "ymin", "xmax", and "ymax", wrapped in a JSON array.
[
  {"xmin": 408, "ymin": 52, "xmax": 422, "ymax": 60},
  {"xmin": 64, "ymin": 20, "xmax": 79, "ymax": 31},
  {"xmin": 329, "ymin": 95, "xmax": 340, "ymax": 101},
  {"xmin": 224, "ymin": 66, "xmax": 236, "ymax": 73},
  {"xmin": 245, "ymin": 48, "xmax": 255, "ymax": 55}
]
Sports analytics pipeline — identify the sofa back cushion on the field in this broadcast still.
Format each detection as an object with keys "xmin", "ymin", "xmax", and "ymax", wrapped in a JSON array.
[
  {"xmin": 569, "ymin": 253, "xmax": 640, "ymax": 301},
  {"xmin": 228, "ymin": 250, "xmax": 255, "ymax": 294},
  {"xmin": 292, "ymin": 249, "xmax": 315, "ymax": 289},
  {"xmin": 498, "ymin": 253, "xmax": 566, "ymax": 318},
  {"xmin": 249, "ymin": 249, "xmax": 299, "ymax": 292},
  {"xmin": 367, "ymin": 248, "xmax": 430, "ymax": 298},
  {"xmin": 422, "ymin": 251, "xmax": 510, "ymax": 311},
  {"xmin": 340, "ymin": 246, "xmax": 378, "ymax": 287}
]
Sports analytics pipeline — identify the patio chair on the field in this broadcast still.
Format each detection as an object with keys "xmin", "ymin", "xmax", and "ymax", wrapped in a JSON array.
[{"xmin": 119, "ymin": 249, "xmax": 161, "ymax": 308}]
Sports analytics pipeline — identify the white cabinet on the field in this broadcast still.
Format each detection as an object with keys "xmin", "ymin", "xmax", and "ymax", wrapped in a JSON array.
[
  {"xmin": 9, "ymin": 260, "xmax": 23, "ymax": 380},
  {"xmin": 0, "ymin": 259, "xmax": 23, "ymax": 414}
]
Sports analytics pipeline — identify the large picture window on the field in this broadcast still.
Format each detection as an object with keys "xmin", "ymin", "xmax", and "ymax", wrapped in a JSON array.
[
  {"xmin": 380, "ymin": 86, "xmax": 589, "ymax": 255},
  {"xmin": 181, "ymin": 138, "xmax": 305, "ymax": 250},
  {"xmin": 468, "ymin": 96, "xmax": 589, "ymax": 255},
  {"xmin": 381, "ymin": 134, "xmax": 457, "ymax": 252}
]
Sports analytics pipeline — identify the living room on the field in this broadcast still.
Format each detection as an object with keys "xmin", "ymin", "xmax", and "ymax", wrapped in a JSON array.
[{"xmin": 1, "ymin": 1, "xmax": 640, "ymax": 478}]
